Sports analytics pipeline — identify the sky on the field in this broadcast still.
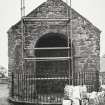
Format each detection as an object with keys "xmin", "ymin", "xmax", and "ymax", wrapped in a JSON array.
[{"xmin": 0, "ymin": 0, "xmax": 105, "ymax": 69}]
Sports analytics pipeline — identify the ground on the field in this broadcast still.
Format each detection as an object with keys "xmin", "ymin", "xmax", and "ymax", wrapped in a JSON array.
[{"xmin": 0, "ymin": 84, "xmax": 9, "ymax": 105}]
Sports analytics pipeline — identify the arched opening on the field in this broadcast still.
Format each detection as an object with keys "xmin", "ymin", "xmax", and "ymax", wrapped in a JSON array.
[
  {"xmin": 35, "ymin": 33, "xmax": 67, "ymax": 47},
  {"xmin": 35, "ymin": 33, "xmax": 71, "ymax": 96}
]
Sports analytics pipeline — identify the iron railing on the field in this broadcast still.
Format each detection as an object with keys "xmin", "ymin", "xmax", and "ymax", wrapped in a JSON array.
[{"xmin": 10, "ymin": 71, "xmax": 99, "ymax": 104}]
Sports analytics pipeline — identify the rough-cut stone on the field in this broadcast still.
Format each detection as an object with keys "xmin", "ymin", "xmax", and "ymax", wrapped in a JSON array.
[{"xmin": 8, "ymin": 0, "xmax": 101, "ymax": 100}]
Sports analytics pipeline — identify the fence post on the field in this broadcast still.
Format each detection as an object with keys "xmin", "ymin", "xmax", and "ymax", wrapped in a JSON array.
[
  {"xmin": 96, "ymin": 71, "xmax": 100, "ymax": 92},
  {"xmin": 11, "ymin": 72, "xmax": 14, "ymax": 98}
]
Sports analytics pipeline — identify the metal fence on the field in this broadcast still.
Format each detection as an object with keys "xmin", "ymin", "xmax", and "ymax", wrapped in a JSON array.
[{"xmin": 10, "ymin": 71, "xmax": 99, "ymax": 103}]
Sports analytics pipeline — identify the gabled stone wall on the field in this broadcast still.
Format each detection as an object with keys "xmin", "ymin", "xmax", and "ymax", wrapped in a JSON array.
[{"xmin": 8, "ymin": 0, "xmax": 101, "ymax": 93}]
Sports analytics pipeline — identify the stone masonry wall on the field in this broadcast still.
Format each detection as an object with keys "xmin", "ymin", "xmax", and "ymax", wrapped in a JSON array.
[{"xmin": 8, "ymin": 0, "xmax": 101, "ymax": 94}]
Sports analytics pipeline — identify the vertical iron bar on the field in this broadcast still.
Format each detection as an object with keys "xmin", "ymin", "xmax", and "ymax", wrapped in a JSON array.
[
  {"xmin": 20, "ymin": 73, "xmax": 21, "ymax": 100},
  {"xmin": 30, "ymin": 73, "xmax": 33, "ymax": 101},
  {"xmin": 82, "ymin": 72, "xmax": 83, "ymax": 85},
  {"xmin": 27, "ymin": 74, "xmax": 28, "ymax": 101},
  {"xmin": 25, "ymin": 73, "xmax": 26, "ymax": 100},
  {"xmin": 19, "ymin": 73, "xmax": 20, "ymax": 100},
  {"xmin": 25, "ymin": 73, "xmax": 26, "ymax": 101},
  {"xmin": 17, "ymin": 73, "xmax": 19, "ymax": 100},
  {"xmin": 15, "ymin": 74, "xmax": 17, "ymax": 99},
  {"xmin": 26, "ymin": 74, "xmax": 29, "ymax": 101},
  {"xmin": 28, "ymin": 73, "xmax": 29, "ymax": 101},
  {"xmin": 23, "ymin": 73, "xmax": 25, "ymax": 100},
  {"xmin": 34, "ymin": 61, "xmax": 37, "ymax": 102},
  {"xmin": 80, "ymin": 72, "xmax": 82, "ymax": 85},
  {"xmin": 22, "ymin": 73, "xmax": 23, "ymax": 100},
  {"xmin": 84, "ymin": 72, "xmax": 85, "ymax": 85},
  {"xmin": 16, "ymin": 74, "xmax": 18, "ymax": 99},
  {"xmin": 28, "ymin": 72, "xmax": 30, "ymax": 101},
  {"xmin": 30, "ymin": 72, "xmax": 31, "ymax": 102},
  {"xmin": 31, "ymin": 74, "xmax": 32, "ymax": 102},
  {"xmin": 11, "ymin": 72, "xmax": 14, "ymax": 98},
  {"xmin": 30, "ymin": 73, "xmax": 31, "ymax": 102},
  {"xmin": 83, "ymin": 72, "xmax": 85, "ymax": 85},
  {"xmin": 34, "ymin": 73, "xmax": 35, "ymax": 102},
  {"xmin": 79, "ymin": 72, "xmax": 80, "ymax": 85}
]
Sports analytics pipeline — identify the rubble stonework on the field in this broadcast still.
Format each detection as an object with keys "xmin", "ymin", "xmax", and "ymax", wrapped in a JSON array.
[{"xmin": 8, "ymin": 0, "xmax": 101, "ymax": 95}]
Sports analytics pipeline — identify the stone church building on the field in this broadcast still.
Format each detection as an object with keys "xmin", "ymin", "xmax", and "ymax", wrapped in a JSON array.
[{"xmin": 8, "ymin": 0, "xmax": 101, "ymax": 104}]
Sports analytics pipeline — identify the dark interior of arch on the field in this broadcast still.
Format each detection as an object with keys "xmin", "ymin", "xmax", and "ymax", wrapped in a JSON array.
[
  {"xmin": 35, "ymin": 33, "xmax": 69, "ymax": 57},
  {"xmin": 35, "ymin": 33, "xmax": 68, "ymax": 47},
  {"xmin": 35, "ymin": 33, "xmax": 71, "ymax": 96}
]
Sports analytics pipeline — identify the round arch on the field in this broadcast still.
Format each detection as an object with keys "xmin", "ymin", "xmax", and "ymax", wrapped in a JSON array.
[
  {"xmin": 35, "ymin": 32, "xmax": 71, "ymax": 95},
  {"xmin": 35, "ymin": 32, "xmax": 68, "ymax": 57},
  {"xmin": 35, "ymin": 33, "xmax": 68, "ymax": 48}
]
